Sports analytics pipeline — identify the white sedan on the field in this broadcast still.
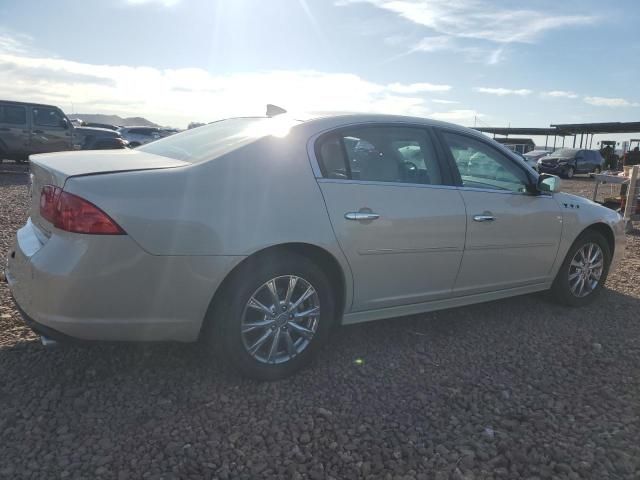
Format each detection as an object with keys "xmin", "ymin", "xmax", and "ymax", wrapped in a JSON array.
[{"xmin": 4, "ymin": 113, "xmax": 625, "ymax": 380}]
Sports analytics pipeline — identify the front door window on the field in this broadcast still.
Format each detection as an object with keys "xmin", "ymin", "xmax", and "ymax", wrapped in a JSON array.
[{"xmin": 441, "ymin": 132, "xmax": 530, "ymax": 193}]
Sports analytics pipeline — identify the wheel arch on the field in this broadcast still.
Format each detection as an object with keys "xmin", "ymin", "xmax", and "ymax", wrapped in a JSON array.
[
  {"xmin": 580, "ymin": 222, "xmax": 615, "ymax": 256},
  {"xmin": 199, "ymin": 242, "xmax": 349, "ymax": 337}
]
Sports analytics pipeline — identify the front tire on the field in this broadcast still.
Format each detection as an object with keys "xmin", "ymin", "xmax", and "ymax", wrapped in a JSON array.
[
  {"xmin": 204, "ymin": 252, "xmax": 336, "ymax": 380},
  {"xmin": 564, "ymin": 166, "xmax": 575, "ymax": 179},
  {"xmin": 551, "ymin": 230, "xmax": 611, "ymax": 307}
]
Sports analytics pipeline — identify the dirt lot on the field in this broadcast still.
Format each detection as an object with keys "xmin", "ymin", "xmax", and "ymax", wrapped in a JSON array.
[{"xmin": 1, "ymin": 167, "xmax": 640, "ymax": 480}]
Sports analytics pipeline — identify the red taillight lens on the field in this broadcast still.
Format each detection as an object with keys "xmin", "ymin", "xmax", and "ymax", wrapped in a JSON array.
[
  {"xmin": 40, "ymin": 185, "xmax": 62, "ymax": 224},
  {"xmin": 40, "ymin": 185, "xmax": 125, "ymax": 235}
]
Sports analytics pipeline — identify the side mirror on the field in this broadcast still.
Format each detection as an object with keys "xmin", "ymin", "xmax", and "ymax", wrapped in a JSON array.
[
  {"xmin": 60, "ymin": 118, "xmax": 69, "ymax": 129},
  {"xmin": 538, "ymin": 173, "xmax": 561, "ymax": 193}
]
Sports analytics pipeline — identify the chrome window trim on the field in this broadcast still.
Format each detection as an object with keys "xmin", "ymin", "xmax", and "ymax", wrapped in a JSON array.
[
  {"xmin": 317, "ymin": 177, "xmax": 554, "ymax": 197},
  {"xmin": 316, "ymin": 178, "xmax": 458, "ymax": 191}
]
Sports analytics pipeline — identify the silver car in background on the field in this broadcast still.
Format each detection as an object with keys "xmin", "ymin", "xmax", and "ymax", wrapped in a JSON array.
[
  {"xmin": 4, "ymin": 113, "xmax": 625, "ymax": 380},
  {"xmin": 523, "ymin": 149, "xmax": 552, "ymax": 169},
  {"xmin": 117, "ymin": 126, "xmax": 162, "ymax": 147}
]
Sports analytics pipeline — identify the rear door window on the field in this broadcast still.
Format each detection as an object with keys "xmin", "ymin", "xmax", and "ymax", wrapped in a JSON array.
[
  {"xmin": 0, "ymin": 105, "xmax": 27, "ymax": 125},
  {"xmin": 316, "ymin": 126, "xmax": 444, "ymax": 185}
]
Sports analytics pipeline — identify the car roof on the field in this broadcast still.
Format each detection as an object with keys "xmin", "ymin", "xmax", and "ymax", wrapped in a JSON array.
[
  {"xmin": 286, "ymin": 112, "xmax": 485, "ymax": 140},
  {"xmin": 0, "ymin": 99, "xmax": 61, "ymax": 109}
]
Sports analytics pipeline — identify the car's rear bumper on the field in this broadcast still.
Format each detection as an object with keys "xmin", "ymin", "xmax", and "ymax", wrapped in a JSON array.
[
  {"xmin": 9, "ymin": 294, "xmax": 80, "ymax": 343},
  {"xmin": 5, "ymin": 218, "xmax": 243, "ymax": 342}
]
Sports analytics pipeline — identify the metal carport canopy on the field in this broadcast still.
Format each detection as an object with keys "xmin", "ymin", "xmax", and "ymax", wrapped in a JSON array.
[
  {"xmin": 550, "ymin": 122, "xmax": 640, "ymax": 135},
  {"xmin": 474, "ymin": 127, "xmax": 562, "ymax": 136},
  {"xmin": 476, "ymin": 122, "xmax": 640, "ymax": 149},
  {"xmin": 476, "ymin": 122, "xmax": 640, "ymax": 136},
  {"xmin": 473, "ymin": 126, "xmax": 568, "ymax": 149}
]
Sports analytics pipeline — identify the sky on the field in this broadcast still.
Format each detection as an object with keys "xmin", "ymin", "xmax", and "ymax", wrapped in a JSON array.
[{"xmin": 1, "ymin": 0, "xmax": 639, "ymax": 145}]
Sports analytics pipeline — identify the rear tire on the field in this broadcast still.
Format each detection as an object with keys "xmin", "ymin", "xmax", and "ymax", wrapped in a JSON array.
[
  {"xmin": 203, "ymin": 252, "xmax": 336, "ymax": 381},
  {"xmin": 550, "ymin": 230, "xmax": 611, "ymax": 307}
]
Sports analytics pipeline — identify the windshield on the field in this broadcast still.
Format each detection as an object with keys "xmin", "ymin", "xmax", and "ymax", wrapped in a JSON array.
[
  {"xmin": 550, "ymin": 148, "xmax": 576, "ymax": 158},
  {"xmin": 138, "ymin": 117, "xmax": 300, "ymax": 163}
]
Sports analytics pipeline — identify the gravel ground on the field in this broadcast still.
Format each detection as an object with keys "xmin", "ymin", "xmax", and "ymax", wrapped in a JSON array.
[{"xmin": 1, "ymin": 168, "xmax": 640, "ymax": 480}]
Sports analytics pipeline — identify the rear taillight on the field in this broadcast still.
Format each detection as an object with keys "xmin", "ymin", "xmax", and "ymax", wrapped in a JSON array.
[
  {"xmin": 39, "ymin": 185, "xmax": 125, "ymax": 235},
  {"xmin": 40, "ymin": 185, "xmax": 61, "ymax": 224}
]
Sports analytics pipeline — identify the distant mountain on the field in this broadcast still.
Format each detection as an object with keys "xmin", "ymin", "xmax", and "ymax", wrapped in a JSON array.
[{"xmin": 70, "ymin": 113, "xmax": 160, "ymax": 128}]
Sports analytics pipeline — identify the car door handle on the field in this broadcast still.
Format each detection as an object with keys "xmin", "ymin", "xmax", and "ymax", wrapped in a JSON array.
[
  {"xmin": 345, "ymin": 212, "xmax": 380, "ymax": 221},
  {"xmin": 473, "ymin": 215, "xmax": 495, "ymax": 222}
]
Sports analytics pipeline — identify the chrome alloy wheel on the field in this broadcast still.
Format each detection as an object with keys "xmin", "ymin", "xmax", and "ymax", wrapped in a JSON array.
[
  {"xmin": 241, "ymin": 275, "xmax": 320, "ymax": 364},
  {"xmin": 568, "ymin": 242, "xmax": 604, "ymax": 298}
]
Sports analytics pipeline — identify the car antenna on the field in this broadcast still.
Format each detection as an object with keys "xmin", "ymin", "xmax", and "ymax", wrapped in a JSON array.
[{"xmin": 266, "ymin": 104, "xmax": 287, "ymax": 117}]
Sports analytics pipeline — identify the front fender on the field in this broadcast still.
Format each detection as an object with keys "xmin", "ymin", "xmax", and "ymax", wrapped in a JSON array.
[{"xmin": 552, "ymin": 192, "xmax": 625, "ymax": 274}]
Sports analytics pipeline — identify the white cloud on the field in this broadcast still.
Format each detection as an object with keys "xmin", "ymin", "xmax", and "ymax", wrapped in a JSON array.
[
  {"xmin": 0, "ymin": 32, "xmax": 33, "ymax": 54},
  {"xmin": 124, "ymin": 0, "xmax": 180, "ymax": 6},
  {"xmin": 431, "ymin": 109, "xmax": 484, "ymax": 124},
  {"xmin": 339, "ymin": 0, "xmax": 594, "ymax": 65},
  {"xmin": 413, "ymin": 35, "xmax": 452, "ymax": 52},
  {"xmin": 340, "ymin": 0, "xmax": 595, "ymax": 43},
  {"xmin": 387, "ymin": 82, "xmax": 451, "ymax": 93},
  {"xmin": 542, "ymin": 90, "xmax": 578, "ymax": 99},
  {"xmin": 412, "ymin": 36, "xmax": 504, "ymax": 65},
  {"xmin": 474, "ymin": 87, "xmax": 532, "ymax": 96},
  {"xmin": 431, "ymin": 99, "xmax": 459, "ymax": 104},
  {"xmin": 0, "ymin": 34, "xmax": 475, "ymax": 127},
  {"xmin": 486, "ymin": 48, "xmax": 504, "ymax": 65},
  {"xmin": 584, "ymin": 96, "xmax": 640, "ymax": 107}
]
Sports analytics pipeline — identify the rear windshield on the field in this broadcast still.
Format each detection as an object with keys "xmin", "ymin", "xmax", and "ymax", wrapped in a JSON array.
[{"xmin": 138, "ymin": 117, "xmax": 299, "ymax": 163}]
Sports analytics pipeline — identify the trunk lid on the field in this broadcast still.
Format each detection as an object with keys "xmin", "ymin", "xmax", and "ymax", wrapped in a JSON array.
[{"xmin": 29, "ymin": 149, "xmax": 188, "ymax": 232}]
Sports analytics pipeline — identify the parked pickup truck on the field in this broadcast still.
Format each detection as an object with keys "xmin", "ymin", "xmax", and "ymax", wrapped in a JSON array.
[
  {"xmin": 0, "ymin": 100, "xmax": 76, "ymax": 163},
  {"xmin": 0, "ymin": 100, "xmax": 132, "ymax": 162}
]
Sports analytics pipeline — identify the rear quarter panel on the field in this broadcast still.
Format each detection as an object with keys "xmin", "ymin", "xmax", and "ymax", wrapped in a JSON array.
[{"xmin": 63, "ymin": 132, "xmax": 353, "ymax": 306}]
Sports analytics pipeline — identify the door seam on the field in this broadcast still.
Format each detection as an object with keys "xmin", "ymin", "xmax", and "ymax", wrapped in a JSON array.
[{"xmin": 452, "ymin": 187, "xmax": 468, "ymax": 291}]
